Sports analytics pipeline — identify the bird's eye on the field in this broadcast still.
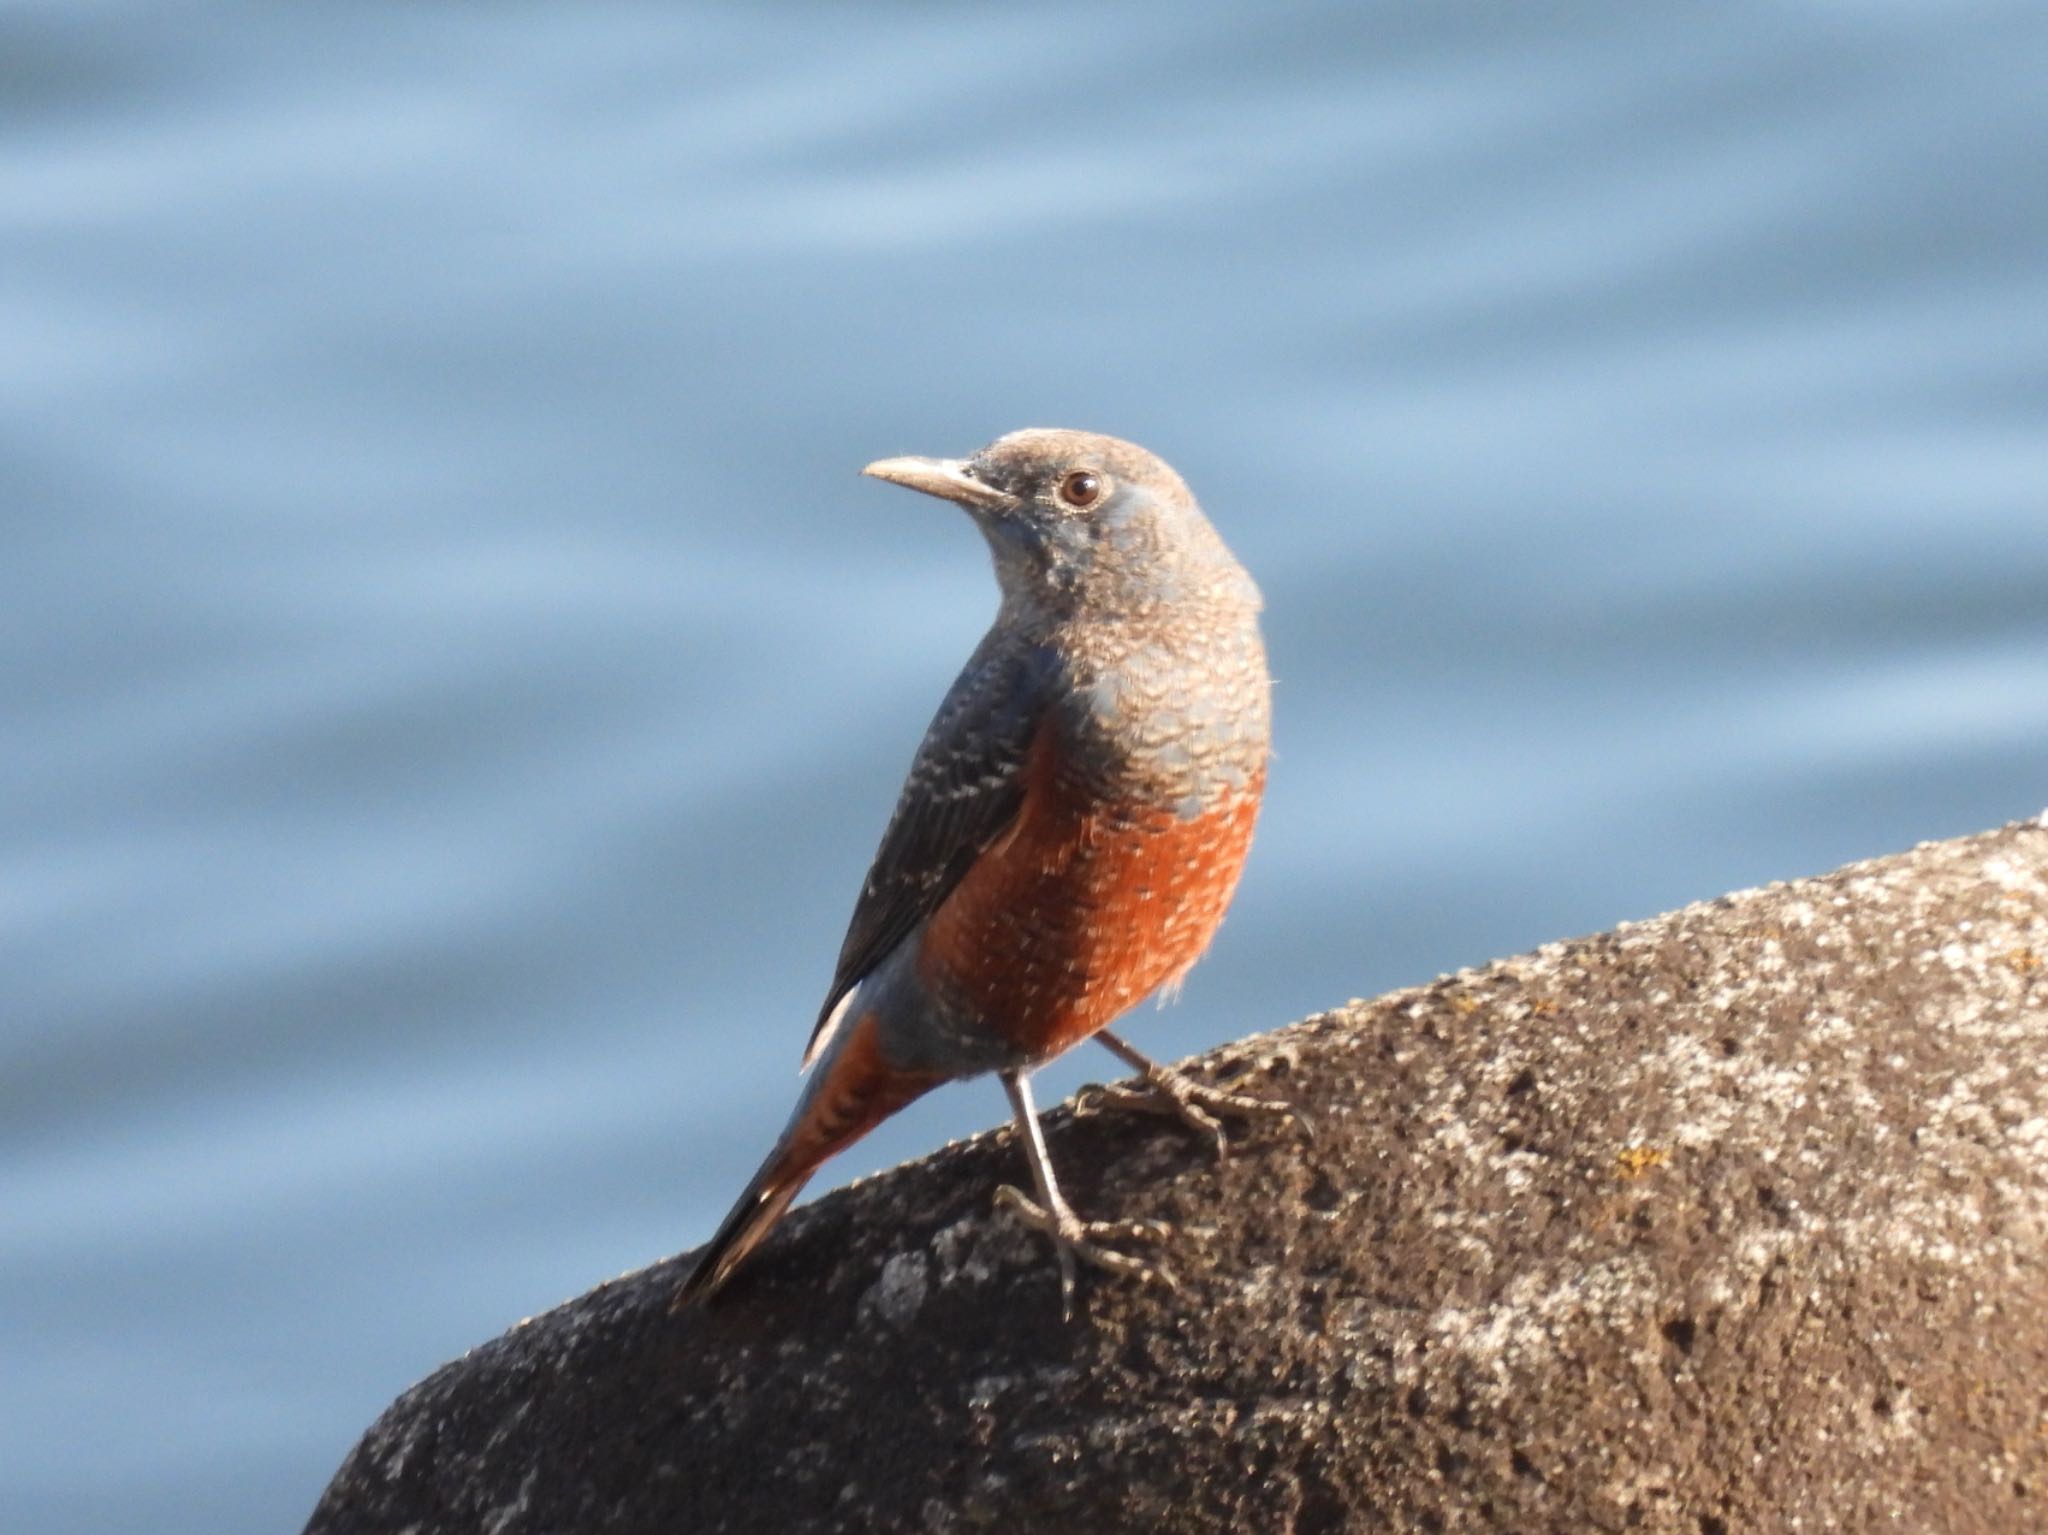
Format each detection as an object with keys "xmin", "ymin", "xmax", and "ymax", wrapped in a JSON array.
[{"xmin": 1057, "ymin": 470, "xmax": 1103, "ymax": 509}]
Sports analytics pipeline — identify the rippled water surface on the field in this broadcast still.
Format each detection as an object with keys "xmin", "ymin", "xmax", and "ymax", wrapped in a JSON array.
[{"xmin": 4, "ymin": 4, "xmax": 2045, "ymax": 1529}]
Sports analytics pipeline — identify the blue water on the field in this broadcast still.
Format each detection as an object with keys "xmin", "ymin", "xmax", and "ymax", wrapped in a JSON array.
[{"xmin": 4, "ymin": 4, "xmax": 2045, "ymax": 1529}]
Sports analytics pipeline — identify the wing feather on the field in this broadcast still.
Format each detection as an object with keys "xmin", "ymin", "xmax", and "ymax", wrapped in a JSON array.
[{"xmin": 800, "ymin": 637, "xmax": 1052, "ymax": 1067}]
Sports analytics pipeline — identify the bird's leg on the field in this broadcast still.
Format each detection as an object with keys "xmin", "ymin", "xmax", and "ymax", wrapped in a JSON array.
[
  {"xmin": 1087, "ymin": 1029, "xmax": 1309, "ymax": 1160},
  {"xmin": 994, "ymin": 1070, "xmax": 1176, "ymax": 1318}
]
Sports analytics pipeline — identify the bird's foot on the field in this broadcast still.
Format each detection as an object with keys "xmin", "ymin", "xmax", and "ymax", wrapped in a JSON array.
[
  {"xmin": 993, "ymin": 1184, "xmax": 1177, "ymax": 1319},
  {"xmin": 1086, "ymin": 1062, "xmax": 1311, "ymax": 1161}
]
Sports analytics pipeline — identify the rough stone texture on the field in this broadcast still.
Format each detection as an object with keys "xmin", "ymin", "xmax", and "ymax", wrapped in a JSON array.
[{"xmin": 306, "ymin": 821, "xmax": 2048, "ymax": 1534}]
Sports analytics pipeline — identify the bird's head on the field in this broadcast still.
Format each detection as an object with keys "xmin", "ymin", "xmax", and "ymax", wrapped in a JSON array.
[{"xmin": 863, "ymin": 428, "xmax": 1259, "ymax": 623}]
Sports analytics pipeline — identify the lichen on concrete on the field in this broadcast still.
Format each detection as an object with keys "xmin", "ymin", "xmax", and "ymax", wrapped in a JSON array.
[{"xmin": 306, "ymin": 819, "xmax": 2048, "ymax": 1533}]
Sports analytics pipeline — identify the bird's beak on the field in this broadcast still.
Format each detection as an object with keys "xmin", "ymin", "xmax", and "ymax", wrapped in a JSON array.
[{"xmin": 861, "ymin": 455, "xmax": 1012, "ymax": 513}]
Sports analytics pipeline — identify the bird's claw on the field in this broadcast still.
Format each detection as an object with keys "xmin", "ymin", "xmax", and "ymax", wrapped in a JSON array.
[
  {"xmin": 1087, "ymin": 1066, "xmax": 1311, "ymax": 1160},
  {"xmin": 994, "ymin": 1184, "xmax": 1178, "ymax": 1318}
]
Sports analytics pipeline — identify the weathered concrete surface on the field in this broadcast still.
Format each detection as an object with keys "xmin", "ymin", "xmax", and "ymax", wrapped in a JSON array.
[{"xmin": 306, "ymin": 821, "xmax": 2048, "ymax": 1534}]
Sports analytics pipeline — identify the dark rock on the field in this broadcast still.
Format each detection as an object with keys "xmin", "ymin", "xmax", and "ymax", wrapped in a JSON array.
[{"xmin": 305, "ymin": 819, "xmax": 2048, "ymax": 1533}]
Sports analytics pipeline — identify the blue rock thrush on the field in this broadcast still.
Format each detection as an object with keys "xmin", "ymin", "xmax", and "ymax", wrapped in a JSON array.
[{"xmin": 676, "ymin": 428, "xmax": 1289, "ymax": 1314}]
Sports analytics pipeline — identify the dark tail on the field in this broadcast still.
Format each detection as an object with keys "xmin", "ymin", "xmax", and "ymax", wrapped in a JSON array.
[
  {"xmin": 673, "ymin": 1010, "xmax": 942, "ymax": 1308},
  {"xmin": 673, "ymin": 1155, "xmax": 814, "ymax": 1308}
]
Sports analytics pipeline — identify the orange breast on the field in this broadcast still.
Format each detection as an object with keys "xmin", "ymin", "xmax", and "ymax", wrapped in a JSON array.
[{"xmin": 915, "ymin": 732, "xmax": 1264, "ymax": 1062}]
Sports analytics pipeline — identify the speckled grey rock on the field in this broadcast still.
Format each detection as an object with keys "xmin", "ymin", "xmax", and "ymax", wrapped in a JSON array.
[{"xmin": 305, "ymin": 821, "xmax": 2048, "ymax": 1534}]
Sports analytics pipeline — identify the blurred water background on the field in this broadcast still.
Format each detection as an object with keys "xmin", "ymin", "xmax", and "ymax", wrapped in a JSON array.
[{"xmin": 3, "ymin": 2, "xmax": 2045, "ymax": 1529}]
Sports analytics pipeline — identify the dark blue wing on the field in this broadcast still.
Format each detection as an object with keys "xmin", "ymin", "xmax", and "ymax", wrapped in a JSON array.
[{"xmin": 802, "ymin": 636, "xmax": 1053, "ymax": 1067}]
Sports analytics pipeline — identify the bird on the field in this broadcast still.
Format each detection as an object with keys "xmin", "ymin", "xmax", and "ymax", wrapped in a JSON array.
[{"xmin": 675, "ymin": 428, "xmax": 1289, "ymax": 1315}]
